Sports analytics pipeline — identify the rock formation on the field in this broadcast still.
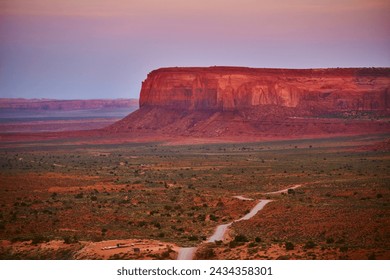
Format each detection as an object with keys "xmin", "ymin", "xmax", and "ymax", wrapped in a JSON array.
[
  {"xmin": 139, "ymin": 67, "xmax": 390, "ymax": 112},
  {"xmin": 110, "ymin": 67, "xmax": 390, "ymax": 138}
]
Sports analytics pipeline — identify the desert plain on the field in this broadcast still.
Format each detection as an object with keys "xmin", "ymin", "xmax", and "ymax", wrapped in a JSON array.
[{"xmin": 0, "ymin": 67, "xmax": 389, "ymax": 260}]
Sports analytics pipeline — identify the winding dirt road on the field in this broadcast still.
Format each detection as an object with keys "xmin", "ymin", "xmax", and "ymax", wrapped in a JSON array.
[{"xmin": 177, "ymin": 184, "xmax": 303, "ymax": 260}]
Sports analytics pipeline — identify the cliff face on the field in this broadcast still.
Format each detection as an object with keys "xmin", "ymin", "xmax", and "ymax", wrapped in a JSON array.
[
  {"xmin": 108, "ymin": 67, "xmax": 390, "ymax": 138},
  {"xmin": 139, "ymin": 67, "xmax": 390, "ymax": 112}
]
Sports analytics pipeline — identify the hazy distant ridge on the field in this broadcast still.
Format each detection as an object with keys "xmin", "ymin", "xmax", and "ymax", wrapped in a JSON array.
[{"xmin": 0, "ymin": 98, "xmax": 139, "ymax": 111}]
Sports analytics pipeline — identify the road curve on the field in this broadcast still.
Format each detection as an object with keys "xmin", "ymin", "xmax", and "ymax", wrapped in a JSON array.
[
  {"xmin": 178, "ymin": 199, "xmax": 272, "ymax": 259},
  {"xmin": 177, "ymin": 184, "xmax": 303, "ymax": 260}
]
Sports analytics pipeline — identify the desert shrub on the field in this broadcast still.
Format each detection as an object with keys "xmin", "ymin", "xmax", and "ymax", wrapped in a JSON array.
[
  {"xmin": 160, "ymin": 250, "xmax": 171, "ymax": 259},
  {"xmin": 11, "ymin": 236, "xmax": 31, "ymax": 243},
  {"xmin": 160, "ymin": 246, "xmax": 174, "ymax": 259},
  {"xmin": 326, "ymin": 237, "xmax": 334, "ymax": 244},
  {"xmin": 31, "ymin": 235, "xmax": 49, "ymax": 245},
  {"xmin": 248, "ymin": 242, "xmax": 257, "ymax": 248},
  {"xmin": 74, "ymin": 193, "xmax": 83, "ymax": 199},
  {"xmin": 188, "ymin": 235, "xmax": 198, "ymax": 241},
  {"xmin": 285, "ymin": 242, "xmax": 294, "ymax": 250},
  {"xmin": 287, "ymin": 189, "xmax": 295, "ymax": 195},
  {"xmin": 234, "ymin": 234, "xmax": 249, "ymax": 243},
  {"xmin": 304, "ymin": 240, "xmax": 316, "ymax": 249},
  {"xmin": 255, "ymin": 237, "xmax": 262, "ymax": 243},
  {"xmin": 339, "ymin": 246, "xmax": 348, "ymax": 252},
  {"xmin": 209, "ymin": 214, "xmax": 218, "ymax": 222},
  {"xmin": 196, "ymin": 247, "xmax": 215, "ymax": 260},
  {"xmin": 197, "ymin": 214, "xmax": 206, "ymax": 222},
  {"xmin": 63, "ymin": 235, "xmax": 78, "ymax": 244},
  {"xmin": 137, "ymin": 221, "xmax": 147, "ymax": 227}
]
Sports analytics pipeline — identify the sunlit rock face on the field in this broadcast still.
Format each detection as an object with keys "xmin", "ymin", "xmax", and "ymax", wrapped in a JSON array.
[
  {"xmin": 139, "ymin": 67, "xmax": 390, "ymax": 113},
  {"xmin": 108, "ymin": 67, "xmax": 390, "ymax": 137}
]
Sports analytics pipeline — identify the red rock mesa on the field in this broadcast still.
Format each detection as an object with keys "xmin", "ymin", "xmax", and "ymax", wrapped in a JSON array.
[
  {"xmin": 110, "ymin": 67, "xmax": 390, "ymax": 138},
  {"xmin": 139, "ymin": 67, "xmax": 389, "ymax": 112}
]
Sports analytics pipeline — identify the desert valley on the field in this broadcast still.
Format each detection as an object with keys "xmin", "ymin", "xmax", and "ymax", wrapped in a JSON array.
[{"xmin": 0, "ymin": 67, "xmax": 389, "ymax": 260}]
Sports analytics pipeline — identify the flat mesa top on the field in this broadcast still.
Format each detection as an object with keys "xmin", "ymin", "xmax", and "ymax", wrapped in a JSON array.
[{"xmin": 148, "ymin": 66, "xmax": 390, "ymax": 77}]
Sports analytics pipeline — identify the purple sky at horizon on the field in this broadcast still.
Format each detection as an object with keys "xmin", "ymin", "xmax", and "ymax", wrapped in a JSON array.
[{"xmin": 1, "ymin": 0, "xmax": 389, "ymax": 99}]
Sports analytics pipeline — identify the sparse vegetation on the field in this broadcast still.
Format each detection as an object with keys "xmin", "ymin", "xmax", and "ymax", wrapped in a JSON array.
[{"xmin": 0, "ymin": 134, "xmax": 389, "ymax": 259}]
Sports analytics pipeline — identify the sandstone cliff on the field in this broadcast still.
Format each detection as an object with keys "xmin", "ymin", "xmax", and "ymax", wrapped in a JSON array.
[
  {"xmin": 139, "ymin": 67, "xmax": 390, "ymax": 113},
  {"xmin": 110, "ymin": 67, "xmax": 390, "ymax": 138}
]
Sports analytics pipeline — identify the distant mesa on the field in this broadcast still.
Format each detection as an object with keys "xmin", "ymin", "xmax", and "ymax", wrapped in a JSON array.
[
  {"xmin": 0, "ymin": 98, "xmax": 139, "ymax": 111},
  {"xmin": 0, "ymin": 98, "xmax": 140, "ymax": 133}
]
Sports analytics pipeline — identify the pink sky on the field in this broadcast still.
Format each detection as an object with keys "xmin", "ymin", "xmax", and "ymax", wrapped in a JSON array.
[{"xmin": 1, "ymin": 0, "xmax": 389, "ymax": 99}]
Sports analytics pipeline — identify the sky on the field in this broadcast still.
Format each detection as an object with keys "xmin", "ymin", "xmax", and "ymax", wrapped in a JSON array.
[{"xmin": 0, "ymin": 0, "xmax": 389, "ymax": 99}]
